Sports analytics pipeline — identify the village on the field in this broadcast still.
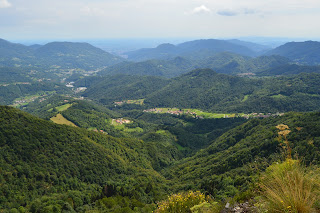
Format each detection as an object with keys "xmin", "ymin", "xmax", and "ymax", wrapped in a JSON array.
[
  {"xmin": 143, "ymin": 108, "xmax": 284, "ymax": 119},
  {"xmin": 143, "ymin": 108, "xmax": 205, "ymax": 119}
]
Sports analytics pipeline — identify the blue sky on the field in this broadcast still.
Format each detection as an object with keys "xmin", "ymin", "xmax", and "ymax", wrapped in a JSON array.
[{"xmin": 1, "ymin": 0, "xmax": 320, "ymax": 40}]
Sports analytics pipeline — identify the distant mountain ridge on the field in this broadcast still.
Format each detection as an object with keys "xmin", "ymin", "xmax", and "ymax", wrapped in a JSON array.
[
  {"xmin": 264, "ymin": 41, "xmax": 320, "ymax": 65},
  {"xmin": 125, "ymin": 39, "xmax": 258, "ymax": 61},
  {"xmin": 0, "ymin": 38, "xmax": 124, "ymax": 69},
  {"xmin": 99, "ymin": 53, "xmax": 290, "ymax": 77}
]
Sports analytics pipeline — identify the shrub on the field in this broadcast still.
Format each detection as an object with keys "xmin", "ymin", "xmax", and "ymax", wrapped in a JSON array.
[
  {"xmin": 154, "ymin": 191, "xmax": 220, "ymax": 213},
  {"xmin": 259, "ymin": 158, "xmax": 320, "ymax": 212}
]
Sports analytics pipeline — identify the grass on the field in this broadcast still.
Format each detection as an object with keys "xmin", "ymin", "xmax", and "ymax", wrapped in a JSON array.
[
  {"xmin": 55, "ymin": 104, "xmax": 72, "ymax": 112},
  {"xmin": 174, "ymin": 142, "xmax": 188, "ymax": 151},
  {"xmin": 258, "ymin": 124, "xmax": 320, "ymax": 212},
  {"xmin": 259, "ymin": 159, "xmax": 320, "ymax": 213},
  {"xmin": 123, "ymin": 127, "xmax": 143, "ymax": 133},
  {"xmin": 271, "ymin": 94, "xmax": 287, "ymax": 99},
  {"xmin": 126, "ymin": 99, "xmax": 144, "ymax": 105},
  {"xmin": 50, "ymin": 114, "xmax": 77, "ymax": 127},
  {"xmin": 242, "ymin": 95, "xmax": 249, "ymax": 102}
]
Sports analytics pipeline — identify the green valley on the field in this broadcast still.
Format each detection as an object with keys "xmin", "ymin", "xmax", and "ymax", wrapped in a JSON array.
[{"xmin": 1, "ymin": 37, "xmax": 320, "ymax": 213}]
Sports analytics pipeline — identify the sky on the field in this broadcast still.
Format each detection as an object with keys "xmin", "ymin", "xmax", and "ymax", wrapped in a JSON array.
[{"xmin": 1, "ymin": 0, "xmax": 320, "ymax": 40}]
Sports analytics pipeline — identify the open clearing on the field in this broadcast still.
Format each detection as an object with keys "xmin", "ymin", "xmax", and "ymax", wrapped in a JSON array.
[
  {"xmin": 50, "ymin": 114, "xmax": 77, "ymax": 127},
  {"xmin": 55, "ymin": 104, "xmax": 72, "ymax": 112}
]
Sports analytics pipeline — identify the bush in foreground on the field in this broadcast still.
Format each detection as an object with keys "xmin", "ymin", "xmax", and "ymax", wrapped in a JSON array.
[{"xmin": 154, "ymin": 191, "xmax": 221, "ymax": 213}]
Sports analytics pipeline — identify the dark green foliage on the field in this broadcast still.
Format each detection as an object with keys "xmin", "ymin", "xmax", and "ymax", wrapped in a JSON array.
[
  {"xmin": 0, "ymin": 82, "xmax": 68, "ymax": 105},
  {"xmin": 0, "ymin": 106, "xmax": 172, "ymax": 211},
  {"xmin": 80, "ymin": 75, "xmax": 169, "ymax": 105},
  {"xmin": 0, "ymin": 67, "xmax": 31, "ymax": 83},
  {"xmin": 1, "ymin": 107, "xmax": 320, "ymax": 211},
  {"xmin": 163, "ymin": 112, "xmax": 320, "ymax": 199},
  {"xmin": 145, "ymin": 70, "xmax": 320, "ymax": 113},
  {"xmin": 99, "ymin": 57, "xmax": 195, "ymax": 78},
  {"xmin": 81, "ymin": 70, "xmax": 320, "ymax": 113},
  {"xmin": 264, "ymin": 41, "xmax": 320, "ymax": 65}
]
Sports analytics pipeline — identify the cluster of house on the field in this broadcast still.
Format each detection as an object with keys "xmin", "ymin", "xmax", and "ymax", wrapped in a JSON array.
[
  {"xmin": 112, "ymin": 118, "xmax": 131, "ymax": 125},
  {"xmin": 75, "ymin": 87, "xmax": 87, "ymax": 93},
  {"xmin": 1, "ymin": 82, "xmax": 31, "ymax": 87},
  {"xmin": 242, "ymin": 112, "xmax": 284, "ymax": 119},
  {"xmin": 14, "ymin": 96, "xmax": 38, "ymax": 104},
  {"xmin": 143, "ymin": 108, "xmax": 204, "ymax": 118},
  {"xmin": 66, "ymin": 82, "xmax": 75, "ymax": 88},
  {"xmin": 143, "ymin": 108, "xmax": 284, "ymax": 120}
]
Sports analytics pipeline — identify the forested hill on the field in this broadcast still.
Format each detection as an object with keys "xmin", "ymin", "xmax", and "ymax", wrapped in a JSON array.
[
  {"xmin": 125, "ymin": 39, "xmax": 257, "ymax": 61},
  {"xmin": 78, "ymin": 75, "xmax": 170, "ymax": 105},
  {"xmin": 1, "ymin": 106, "xmax": 320, "ymax": 211},
  {"xmin": 34, "ymin": 42, "xmax": 124, "ymax": 69},
  {"xmin": 257, "ymin": 64, "xmax": 320, "ymax": 76},
  {"xmin": 0, "ymin": 106, "xmax": 174, "ymax": 211},
  {"xmin": 264, "ymin": 41, "xmax": 320, "ymax": 65},
  {"xmin": 99, "ymin": 53, "xmax": 290, "ymax": 77},
  {"xmin": 0, "ymin": 38, "xmax": 34, "ymax": 59},
  {"xmin": 144, "ymin": 69, "xmax": 320, "ymax": 113},
  {"xmin": 163, "ymin": 111, "xmax": 320, "ymax": 198},
  {"xmin": 79, "ymin": 70, "xmax": 320, "ymax": 113},
  {"xmin": 0, "ymin": 39, "xmax": 124, "ymax": 69},
  {"xmin": 99, "ymin": 57, "xmax": 195, "ymax": 78}
]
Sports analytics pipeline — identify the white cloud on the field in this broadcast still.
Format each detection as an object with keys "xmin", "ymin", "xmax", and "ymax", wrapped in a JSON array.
[
  {"xmin": 0, "ymin": 0, "xmax": 11, "ymax": 8},
  {"xmin": 191, "ymin": 5, "xmax": 211, "ymax": 14}
]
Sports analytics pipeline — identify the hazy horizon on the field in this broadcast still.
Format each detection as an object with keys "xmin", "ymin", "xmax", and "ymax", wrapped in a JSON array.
[{"xmin": 1, "ymin": 0, "xmax": 320, "ymax": 40}]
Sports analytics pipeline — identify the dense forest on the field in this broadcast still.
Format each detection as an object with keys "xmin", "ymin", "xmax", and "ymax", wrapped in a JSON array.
[{"xmin": 1, "ymin": 106, "xmax": 320, "ymax": 212}]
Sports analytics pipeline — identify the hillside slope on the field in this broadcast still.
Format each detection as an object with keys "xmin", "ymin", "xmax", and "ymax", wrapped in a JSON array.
[
  {"xmin": 0, "ymin": 38, "xmax": 124, "ymax": 69},
  {"xmin": 35, "ymin": 42, "xmax": 124, "ymax": 69},
  {"xmin": 144, "ymin": 69, "xmax": 320, "ymax": 113},
  {"xmin": 265, "ymin": 41, "xmax": 320, "ymax": 65},
  {"xmin": 163, "ymin": 112, "xmax": 320, "ymax": 198},
  {"xmin": 99, "ymin": 53, "xmax": 290, "ymax": 77},
  {"xmin": 0, "ymin": 106, "xmax": 172, "ymax": 211}
]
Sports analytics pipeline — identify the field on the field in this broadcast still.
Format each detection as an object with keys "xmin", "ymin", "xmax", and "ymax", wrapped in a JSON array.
[
  {"xmin": 126, "ymin": 99, "xmax": 144, "ymax": 105},
  {"xmin": 115, "ymin": 99, "xmax": 144, "ymax": 105},
  {"xmin": 50, "ymin": 113, "xmax": 77, "ymax": 127},
  {"xmin": 55, "ymin": 104, "xmax": 72, "ymax": 112}
]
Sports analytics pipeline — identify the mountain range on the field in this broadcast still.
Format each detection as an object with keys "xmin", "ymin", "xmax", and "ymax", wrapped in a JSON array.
[
  {"xmin": 125, "ymin": 39, "xmax": 258, "ymax": 61},
  {"xmin": 99, "ymin": 53, "xmax": 291, "ymax": 77},
  {"xmin": 0, "ymin": 39, "xmax": 124, "ymax": 69},
  {"xmin": 265, "ymin": 41, "xmax": 320, "ymax": 65}
]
